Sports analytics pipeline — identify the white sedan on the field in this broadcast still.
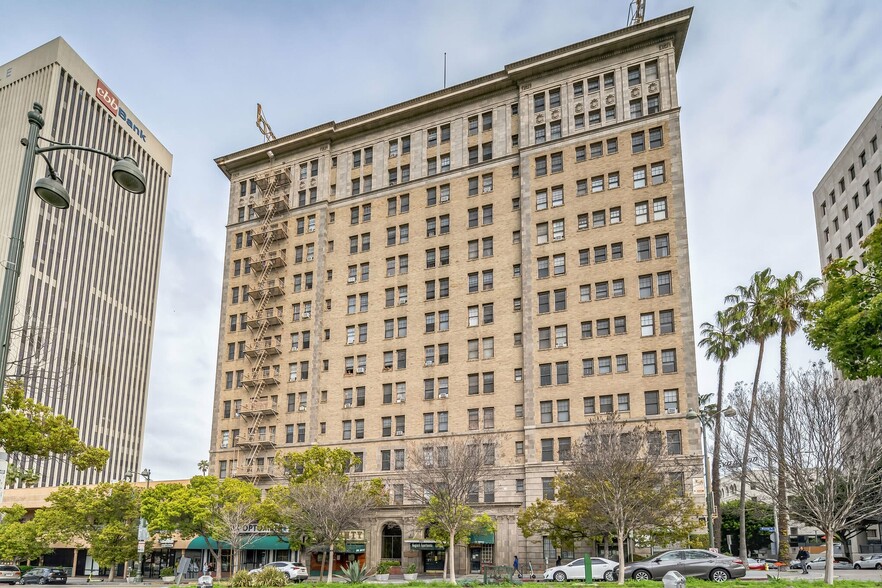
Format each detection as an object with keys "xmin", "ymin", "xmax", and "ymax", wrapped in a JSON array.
[
  {"xmin": 805, "ymin": 556, "xmax": 852, "ymax": 570},
  {"xmin": 543, "ymin": 557, "xmax": 618, "ymax": 582},
  {"xmin": 853, "ymin": 554, "xmax": 882, "ymax": 569}
]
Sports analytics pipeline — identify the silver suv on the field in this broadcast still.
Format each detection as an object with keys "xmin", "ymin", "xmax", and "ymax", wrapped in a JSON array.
[{"xmin": 249, "ymin": 562, "xmax": 309, "ymax": 582}]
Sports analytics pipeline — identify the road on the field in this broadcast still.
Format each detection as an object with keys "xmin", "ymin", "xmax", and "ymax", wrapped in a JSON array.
[{"xmin": 749, "ymin": 567, "xmax": 882, "ymax": 582}]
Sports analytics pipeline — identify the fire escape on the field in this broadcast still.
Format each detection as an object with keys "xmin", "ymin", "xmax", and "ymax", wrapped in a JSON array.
[{"xmin": 236, "ymin": 166, "xmax": 290, "ymax": 484}]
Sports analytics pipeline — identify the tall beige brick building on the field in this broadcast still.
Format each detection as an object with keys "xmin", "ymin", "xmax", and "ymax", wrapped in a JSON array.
[{"xmin": 213, "ymin": 9, "xmax": 701, "ymax": 572}]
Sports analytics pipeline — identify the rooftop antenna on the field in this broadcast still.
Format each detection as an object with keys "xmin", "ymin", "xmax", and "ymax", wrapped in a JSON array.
[
  {"xmin": 628, "ymin": 0, "xmax": 646, "ymax": 25},
  {"xmin": 443, "ymin": 52, "xmax": 447, "ymax": 89},
  {"xmin": 256, "ymin": 103, "xmax": 276, "ymax": 142}
]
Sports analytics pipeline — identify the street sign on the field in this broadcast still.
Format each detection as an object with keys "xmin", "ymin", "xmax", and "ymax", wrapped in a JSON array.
[
  {"xmin": 760, "ymin": 527, "xmax": 775, "ymax": 533},
  {"xmin": 137, "ymin": 540, "xmax": 146, "ymax": 554}
]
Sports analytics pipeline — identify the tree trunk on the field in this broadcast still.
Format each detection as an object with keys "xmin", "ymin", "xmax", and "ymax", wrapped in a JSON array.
[
  {"xmin": 319, "ymin": 551, "xmax": 325, "ymax": 581},
  {"xmin": 108, "ymin": 563, "xmax": 116, "ymax": 581},
  {"xmin": 712, "ymin": 360, "xmax": 725, "ymax": 550},
  {"xmin": 604, "ymin": 534, "xmax": 610, "ymax": 558},
  {"xmin": 326, "ymin": 545, "xmax": 335, "ymax": 583},
  {"xmin": 824, "ymin": 533, "xmax": 834, "ymax": 585},
  {"xmin": 739, "ymin": 339, "xmax": 765, "ymax": 559},
  {"xmin": 448, "ymin": 529, "xmax": 456, "ymax": 583},
  {"xmin": 616, "ymin": 530, "xmax": 626, "ymax": 585},
  {"xmin": 775, "ymin": 333, "xmax": 790, "ymax": 562},
  {"xmin": 442, "ymin": 547, "xmax": 447, "ymax": 580}
]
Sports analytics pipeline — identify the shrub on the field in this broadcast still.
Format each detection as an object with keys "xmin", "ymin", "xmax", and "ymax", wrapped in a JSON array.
[
  {"xmin": 406, "ymin": 563, "xmax": 417, "ymax": 574},
  {"xmin": 160, "ymin": 567, "xmax": 176, "ymax": 577},
  {"xmin": 335, "ymin": 561, "xmax": 371, "ymax": 583},
  {"xmin": 252, "ymin": 567, "xmax": 288, "ymax": 587},
  {"xmin": 376, "ymin": 560, "xmax": 398, "ymax": 574},
  {"xmin": 230, "ymin": 570, "xmax": 254, "ymax": 587}
]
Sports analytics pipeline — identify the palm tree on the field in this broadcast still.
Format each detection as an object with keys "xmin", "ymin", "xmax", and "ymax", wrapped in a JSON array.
[
  {"xmin": 198, "ymin": 459, "xmax": 210, "ymax": 476},
  {"xmin": 698, "ymin": 305, "xmax": 745, "ymax": 549},
  {"xmin": 769, "ymin": 271, "xmax": 821, "ymax": 562},
  {"xmin": 725, "ymin": 268, "xmax": 777, "ymax": 560}
]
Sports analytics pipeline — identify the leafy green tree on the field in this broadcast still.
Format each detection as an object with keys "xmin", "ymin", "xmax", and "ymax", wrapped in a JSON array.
[
  {"xmin": 806, "ymin": 224, "xmax": 882, "ymax": 379},
  {"xmin": 720, "ymin": 500, "xmax": 773, "ymax": 556},
  {"xmin": 769, "ymin": 271, "xmax": 820, "ymax": 562},
  {"xmin": 37, "ymin": 482, "xmax": 142, "ymax": 579},
  {"xmin": 0, "ymin": 380, "xmax": 109, "ymax": 483},
  {"xmin": 0, "ymin": 504, "xmax": 51, "ymax": 563},
  {"xmin": 275, "ymin": 446, "xmax": 358, "ymax": 483},
  {"xmin": 141, "ymin": 476, "xmax": 261, "ymax": 576},
  {"xmin": 421, "ymin": 510, "xmax": 495, "ymax": 578},
  {"xmin": 725, "ymin": 268, "xmax": 778, "ymax": 560},
  {"xmin": 699, "ymin": 305, "xmax": 745, "ymax": 549}
]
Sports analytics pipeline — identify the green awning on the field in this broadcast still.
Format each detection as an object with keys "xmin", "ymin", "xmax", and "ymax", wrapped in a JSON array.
[
  {"xmin": 187, "ymin": 537, "xmax": 231, "ymax": 550},
  {"xmin": 342, "ymin": 542, "xmax": 366, "ymax": 554},
  {"xmin": 244, "ymin": 536, "xmax": 290, "ymax": 550},
  {"xmin": 469, "ymin": 532, "xmax": 495, "ymax": 545},
  {"xmin": 187, "ymin": 536, "xmax": 288, "ymax": 550}
]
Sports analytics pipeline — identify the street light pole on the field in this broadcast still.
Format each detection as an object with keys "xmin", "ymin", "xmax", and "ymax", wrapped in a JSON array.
[{"xmin": 698, "ymin": 419, "xmax": 715, "ymax": 548}]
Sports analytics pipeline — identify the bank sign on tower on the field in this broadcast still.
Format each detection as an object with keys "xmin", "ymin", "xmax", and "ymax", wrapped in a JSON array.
[{"xmin": 96, "ymin": 79, "xmax": 147, "ymax": 143}]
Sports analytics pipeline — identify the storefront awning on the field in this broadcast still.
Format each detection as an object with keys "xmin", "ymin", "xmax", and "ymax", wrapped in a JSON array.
[
  {"xmin": 342, "ymin": 542, "xmax": 366, "ymax": 554},
  {"xmin": 187, "ymin": 537, "xmax": 231, "ymax": 550},
  {"xmin": 245, "ymin": 536, "xmax": 290, "ymax": 550},
  {"xmin": 469, "ymin": 532, "xmax": 495, "ymax": 545},
  {"xmin": 187, "ymin": 536, "xmax": 289, "ymax": 551}
]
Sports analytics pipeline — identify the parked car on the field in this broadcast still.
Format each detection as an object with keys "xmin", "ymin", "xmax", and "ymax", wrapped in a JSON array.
[
  {"xmin": 616, "ymin": 549, "xmax": 747, "ymax": 582},
  {"xmin": 19, "ymin": 568, "xmax": 67, "ymax": 585},
  {"xmin": 805, "ymin": 556, "xmax": 852, "ymax": 570},
  {"xmin": 746, "ymin": 558, "xmax": 766, "ymax": 570},
  {"xmin": 248, "ymin": 562, "xmax": 309, "ymax": 582},
  {"xmin": 0, "ymin": 566, "xmax": 20, "ymax": 585},
  {"xmin": 854, "ymin": 554, "xmax": 882, "ymax": 569},
  {"xmin": 543, "ymin": 557, "xmax": 618, "ymax": 582}
]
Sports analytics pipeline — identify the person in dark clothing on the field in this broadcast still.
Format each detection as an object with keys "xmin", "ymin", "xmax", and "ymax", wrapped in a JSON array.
[
  {"xmin": 797, "ymin": 549, "xmax": 810, "ymax": 574},
  {"xmin": 513, "ymin": 555, "xmax": 520, "ymax": 578},
  {"xmin": 556, "ymin": 555, "xmax": 562, "ymax": 567}
]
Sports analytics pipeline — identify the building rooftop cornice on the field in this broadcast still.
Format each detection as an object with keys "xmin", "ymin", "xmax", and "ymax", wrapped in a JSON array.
[{"xmin": 215, "ymin": 7, "xmax": 692, "ymax": 178}]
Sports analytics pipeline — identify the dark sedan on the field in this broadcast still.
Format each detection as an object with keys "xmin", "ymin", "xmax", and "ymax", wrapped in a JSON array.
[
  {"xmin": 19, "ymin": 568, "xmax": 67, "ymax": 585},
  {"xmin": 617, "ymin": 549, "xmax": 747, "ymax": 582}
]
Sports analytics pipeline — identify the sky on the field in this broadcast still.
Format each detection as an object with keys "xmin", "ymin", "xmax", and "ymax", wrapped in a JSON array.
[{"xmin": 1, "ymin": 0, "xmax": 881, "ymax": 481}]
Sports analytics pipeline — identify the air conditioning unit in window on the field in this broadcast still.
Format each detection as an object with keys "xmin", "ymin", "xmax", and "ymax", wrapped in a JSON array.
[
  {"xmin": 302, "ymin": 311, "xmax": 311, "ymax": 318},
  {"xmin": 400, "ymin": 299, "xmax": 407, "ymax": 305},
  {"xmin": 306, "ymin": 255, "xmax": 314, "ymax": 261},
  {"xmin": 483, "ymin": 187, "xmax": 492, "ymax": 193},
  {"xmin": 383, "ymin": 366, "xmax": 392, "ymax": 372},
  {"xmin": 395, "ymin": 398, "xmax": 404, "ymax": 404},
  {"xmin": 553, "ymin": 236, "xmax": 564, "ymax": 241},
  {"xmin": 290, "ymin": 375, "xmax": 298, "ymax": 381},
  {"xmin": 299, "ymin": 405, "xmax": 307, "ymax": 412},
  {"xmin": 308, "ymin": 227, "xmax": 315, "ymax": 233},
  {"xmin": 292, "ymin": 345, "xmax": 299, "ymax": 351},
  {"xmin": 556, "ymin": 343, "xmax": 568, "ymax": 349},
  {"xmin": 343, "ymin": 403, "xmax": 352, "ymax": 409},
  {"xmin": 666, "ymin": 408, "xmax": 678, "ymax": 415},
  {"xmin": 439, "ymin": 392, "xmax": 449, "ymax": 399},
  {"xmin": 347, "ymin": 277, "xmax": 356, "ymax": 284},
  {"xmin": 425, "ymin": 360, "xmax": 434, "ymax": 366},
  {"xmin": 395, "ymin": 430, "xmax": 404, "ymax": 436},
  {"xmin": 356, "ymin": 367, "xmax": 366, "ymax": 374}
]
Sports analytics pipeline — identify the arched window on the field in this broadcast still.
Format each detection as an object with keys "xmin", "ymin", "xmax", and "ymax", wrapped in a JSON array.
[{"xmin": 382, "ymin": 523, "xmax": 402, "ymax": 559}]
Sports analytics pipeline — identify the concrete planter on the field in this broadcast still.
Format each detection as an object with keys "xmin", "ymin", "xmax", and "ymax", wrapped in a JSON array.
[
  {"xmin": 375, "ymin": 573, "xmax": 390, "ymax": 581},
  {"xmin": 403, "ymin": 573, "xmax": 418, "ymax": 581},
  {"xmin": 162, "ymin": 576, "xmax": 177, "ymax": 583}
]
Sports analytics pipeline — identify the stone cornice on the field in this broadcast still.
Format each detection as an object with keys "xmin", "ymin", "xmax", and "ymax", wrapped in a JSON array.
[{"xmin": 215, "ymin": 8, "xmax": 693, "ymax": 179}]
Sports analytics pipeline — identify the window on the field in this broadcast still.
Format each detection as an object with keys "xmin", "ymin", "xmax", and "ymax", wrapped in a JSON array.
[
  {"xmin": 584, "ymin": 396, "xmax": 595, "ymax": 414},
  {"xmin": 643, "ymin": 351, "xmax": 657, "ymax": 375},
  {"xmin": 666, "ymin": 430, "xmax": 682, "ymax": 455},
  {"xmin": 649, "ymin": 127, "xmax": 663, "ymax": 148},
  {"xmin": 632, "ymin": 132, "xmax": 645, "ymax": 153},
  {"xmin": 645, "ymin": 391, "xmax": 659, "ymax": 416},
  {"xmin": 599, "ymin": 395, "xmax": 613, "ymax": 413},
  {"xmin": 634, "ymin": 166, "xmax": 647, "ymax": 188},
  {"xmin": 536, "ymin": 156, "xmax": 547, "ymax": 177},
  {"xmin": 647, "ymin": 94, "xmax": 660, "ymax": 114},
  {"xmin": 653, "ymin": 197, "xmax": 668, "ymax": 220},
  {"xmin": 641, "ymin": 312, "xmax": 655, "ymax": 336},
  {"xmin": 656, "ymin": 234, "xmax": 670, "ymax": 257},
  {"xmin": 541, "ymin": 439, "xmax": 554, "ymax": 462},
  {"xmin": 651, "ymin": 162, "xmax": 666, "ymax": 185},
  {"xmin": 551, "ymin": 152, "xmax": 563, "ymax": 173},
  {"xmin": 630, "ymin": 99, "xmax": 643, "ymax": 119},
  {"xmin": 664, "ymin": 389, "xmax": 679, "ymax": 412},
  {"xmin": 618, "ymin": 393, "xmax": 630, "ymax": 412},
  {"xmin": 657, "ymin": 271, "xmax": 672, "ymax": 295},
  {"xmin": 662, "ymin": 349, "xmax": 677, "ymax": 373},
  {"xmin": 534, "ymin": 92, "xmax": 545, "ymax": 113},
  {"xmin": 637, "ymin": 238, "xmax": 651, "ymax": 261}
]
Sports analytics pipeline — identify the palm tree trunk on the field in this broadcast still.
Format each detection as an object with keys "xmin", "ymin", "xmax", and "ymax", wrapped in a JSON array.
[
  {"xmin": 775, "ymin": 333, "xmax": 790, "ymax": 562},
  {"xmin": 712, "ymin": 360, "xmax": 725, "ymax": 550},
  {"xmin": 739, "ymin": 339, "xmax": 765, "ymax": 559}
]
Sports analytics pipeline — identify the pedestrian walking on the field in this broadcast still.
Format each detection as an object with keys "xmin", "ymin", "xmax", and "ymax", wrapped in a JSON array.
[
  {"xmin": 513, "ymin": 555, "xmax": 520, "ymax": 578},
  {"xmin": 556, "ymin": 555, "xmax": 561, "ymax": 567},
  {"xmin": 797, "ymin": 549, "xmax": 810, "ymax": 574}
]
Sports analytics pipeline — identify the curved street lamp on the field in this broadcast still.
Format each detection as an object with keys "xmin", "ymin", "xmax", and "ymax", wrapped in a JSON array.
[
  {"xmin": 686, "ymin": 405, "xmax": 736, "ymax": 550},
  {"xmin": 0, "ymin": 102, "xmax": 146, "ymax": 402}
]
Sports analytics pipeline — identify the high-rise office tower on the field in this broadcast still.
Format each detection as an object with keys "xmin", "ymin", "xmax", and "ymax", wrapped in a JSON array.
[
  {"xmin": 0, "ymin": 38, "xmax": 172, "ymax": 486},
  {"xmin": 813, "ymin": 96, "xmax": 881, "ymax": 269},
  {"xmin": 213, "ymin": 9, "xmax": 699, "ymax": 569}
]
